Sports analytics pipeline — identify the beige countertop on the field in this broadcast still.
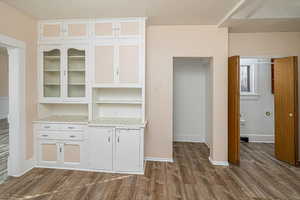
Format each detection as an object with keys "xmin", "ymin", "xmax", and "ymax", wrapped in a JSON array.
[{"xmin": 34, "ymin": 116, "xmax": 147, "ymax": 127}]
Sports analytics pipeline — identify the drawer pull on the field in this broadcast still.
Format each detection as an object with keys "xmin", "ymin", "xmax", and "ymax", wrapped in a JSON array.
[
  {"xmin": 69, "ymin": 135, "xmax": 76, "ymax": 138},
  {"xmin": 68, "ymin": 127, "xmax": 75, "ymax": 129},
  {"xmin": 44, "ymin": 126, "xmax": 51, "ymax": 129},
  {"xmin": 42, "ymin": 134, "xmax": 48, "ymax": 137},
  {"xmin": 108, "ymin": 136, "xmax": 111, "ymax": 143}
]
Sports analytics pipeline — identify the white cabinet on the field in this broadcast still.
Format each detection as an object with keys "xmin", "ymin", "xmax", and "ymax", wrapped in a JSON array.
[
  {"xmin": 115, "ymin": 129, "xmax": 143, "ymax": 172},
  {"xmin": 39, "ymin": 45, "xmax": 88, "ymax": 103},
  {"xmin": 88, "ymin": 127, "xmax": 114, "ymax": 171},
  {"xmin": 35, "ymin": 123, "xmax": 87, "ymax": 169},
  {"xmin": 38, "ymin": 140, "xmax": 60, "ymax": 167},
  {"xmin": 93, "ymin": 41, "xmax": 140, "ymax": 85},
  {"xmin": 87, "ymin": 126, "xmax": 144, "ymax": 173},
  {"xmin": 39, "ymin": 21, "xmax": 89, "ymax": 40}
]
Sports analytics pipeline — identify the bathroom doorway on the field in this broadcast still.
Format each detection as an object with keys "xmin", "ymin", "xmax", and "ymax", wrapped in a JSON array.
[{"xmin": 228, "ymin": 56, "xmax": 298, "ymax": 166}]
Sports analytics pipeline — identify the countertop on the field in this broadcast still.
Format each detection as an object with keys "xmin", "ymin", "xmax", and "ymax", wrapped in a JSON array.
[{"xmin": 33, "ymin": 115, "xmax": 147, "ymax": 127}]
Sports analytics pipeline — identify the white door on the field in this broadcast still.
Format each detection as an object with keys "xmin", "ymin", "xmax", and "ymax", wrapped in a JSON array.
[
  {"xmin": 38, "ymin": 140, "xmax": 60, "ymax": 167},
  {"xmin": 88, "ymin": 127, "xmax": 114, "ymax": 171},
  {"xmin": 115, "ymin": 129, "xmax": 141, "ymax": 172}
]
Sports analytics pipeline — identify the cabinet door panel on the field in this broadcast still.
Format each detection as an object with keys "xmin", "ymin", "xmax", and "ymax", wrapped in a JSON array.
[
  {"xmin": 119, "ymin": 21, "xmax": 140, "ymax": 36},
  {"xmin": 42, "ymin": 48, "xmax": 62, "ymax": 98},
  {"xmin": 67, "ymin": 23, "xmax": 87, "ymax": 38},
  {"xmin": 94, "ymin": 45, "xmax": 115, "ymax": 84},
  {"xmin": 95, "ymin": 22, "xmax": 114, "ymax": 37},
  {"xmin": 38, "ymin": 140, "xmax": 60, "ymax": 167},
  {"xmin": 89, "ymin": 127, "xmax": 113, "ymax": 170},
  {"xmin": 67, "ymin": 47, "xmax": 87, "ymax": 98},
  {"xmin": 116, "ymin": 129, "xmax": 140, "ymax": 172},
  {"xmin": 42, "ymin": 23, "xmax": 61, "ymax": 38},
  {"xmin": 64, "ymin": 143, "xmax": 81, "ymax": 163},
  {"xmin": 119, "ymin": 45, "xmax": 139, "ymax": 83}
]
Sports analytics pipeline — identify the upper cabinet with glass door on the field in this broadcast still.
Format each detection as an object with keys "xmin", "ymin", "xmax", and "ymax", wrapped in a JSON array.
[
  {"xmin": 42, "ymin": 48, "xmax": 62, "ymax": 100},
  {"xmin": 39, "ymin": 46, "xmax": 88, "ymax": 103},
  {"xmin": 67, "ymin": 48, "xmax": 87, "ymax": 99}
]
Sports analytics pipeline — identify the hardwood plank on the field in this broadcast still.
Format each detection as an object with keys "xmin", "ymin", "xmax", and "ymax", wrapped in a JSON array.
[{"xmin": 0, "ymin": 142, "xmax": 299, "ymax": 200}]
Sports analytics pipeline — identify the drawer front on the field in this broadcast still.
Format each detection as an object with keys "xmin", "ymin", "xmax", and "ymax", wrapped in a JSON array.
[
  {"xmin": 36, "ymin": 124, "xmax": 85, "ymax": 131},
  {"xmin": 38, "ymin": 131, "xmax": 84, "ymax": 141},
  {"xmin": 118, "ymin": 129, "xmax": 140, "ymax": 135}
]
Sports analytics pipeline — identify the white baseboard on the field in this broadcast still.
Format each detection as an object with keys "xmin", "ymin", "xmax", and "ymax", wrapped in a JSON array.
[
  {"xmin": 209, "ymin": 157, "xmax": 229, "ymax": 166},
  {"xmin": 241, "ymin": 132, "xmax": 274, "ymax": 143},
  {"xmin": 9, "ymin": 158, "xmax": 35, "ymax": 177},
  {"xmin": 145, "ymin": 157, "xmax": 174, "ymax": 163},
  {"xmin": 174, "ymin": 134, "xmax": 204, "ymax": 143}
]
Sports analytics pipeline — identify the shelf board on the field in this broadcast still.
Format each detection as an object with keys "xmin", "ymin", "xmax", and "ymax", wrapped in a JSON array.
[
  {"xmin": 68, "ymin": 69, "xmax": 85, "ymax": 72},
  {"xmin": 68, "ymin": 56, "xmax": 85, "ymax": 58},
  {"xmin": 95, "ymin": 100, "xmax": 142, "ymax": 104},
  {"xmin": 44, "ymin": 69, "xmax": 60, "ymax": 72},
  {"xmin": 92, "ymin": 84, "xmax": 143, "ymax": 89},
  {"xmin": 44, "ymin": 83, "xmax": 60, "ymax": 86},
  {"xmin": 44, "ymin": 56, "xmax": 60, "ymax": 59},
  {"xmin": 68, "ymin": 83, "xmax": 86, "ymax": 86}
]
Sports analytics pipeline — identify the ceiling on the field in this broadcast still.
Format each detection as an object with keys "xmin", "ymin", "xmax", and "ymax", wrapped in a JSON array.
[
  {"xmin": 225, "ymin": 0, "xmax": 300, "ymax": 32},
  {"xmin": 1, "ymin": 0, "xmax": 240, "ymax": 25}
]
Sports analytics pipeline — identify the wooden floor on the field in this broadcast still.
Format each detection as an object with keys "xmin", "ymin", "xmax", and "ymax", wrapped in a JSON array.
[{"xmin": 0, "ymin": 142, "xmax": 299, "ymax": 200}]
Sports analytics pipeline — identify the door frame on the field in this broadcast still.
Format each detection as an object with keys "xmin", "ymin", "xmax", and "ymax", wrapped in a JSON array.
[{"xmin": 0, "ymin": 34, "xmax": 28, "ymax": 176}]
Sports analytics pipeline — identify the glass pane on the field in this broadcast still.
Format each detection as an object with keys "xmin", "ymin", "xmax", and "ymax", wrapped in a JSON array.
[
  {"xmin": 43, "ymin": 49, "xmax": 61, "ymax": 97},
  {"xmin": 240, "ymin": 65, "xmax": 250, "ymax": 92},
  {"xmin": 67, "ymin": 48, "xmax": 86, "ymax": 97}
]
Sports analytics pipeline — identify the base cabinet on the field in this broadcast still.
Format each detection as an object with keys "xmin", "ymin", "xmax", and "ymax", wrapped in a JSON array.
[
  {"xmin": 88, "ymin": 126, "xmax": 144, "ymax": 174},
  {"xmin": 115, "ymin": 129, "xmax": 142, "ymax": 172},
  {"xmin": 88, "ymin": 127, "xmax": 114, "ymax": 171},
  {"xmin": 35, "ymin": 123, "xmax": 144, "ymax": 174}
]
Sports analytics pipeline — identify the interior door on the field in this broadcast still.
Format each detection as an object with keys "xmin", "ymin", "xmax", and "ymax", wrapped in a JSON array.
[
  {"xmin": 228, "ymin": 56, "xmax": 240, "ymax": 165},
  {"xmin": 273, "ymin": 56, "xmax": 298, "ymax": 165}
]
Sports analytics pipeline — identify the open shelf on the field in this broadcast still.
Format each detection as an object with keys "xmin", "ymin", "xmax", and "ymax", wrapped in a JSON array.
[
  {"xmin": 95, "ymin": 99, "xmax": 142, "ymax": 104},
  {"xmin": 38, "ymin": 103, "xmax": 88, "ymax": 119}
]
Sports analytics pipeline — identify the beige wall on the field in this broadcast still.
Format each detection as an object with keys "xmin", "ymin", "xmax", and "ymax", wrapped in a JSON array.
[
  {"xmin": 146, "ymin": 26, "xmax": 228, "ymax": 162},
  {"xmin": 0, "ymin": 2, "xmax": 37, "ymax": 159},
  {"xmin": 229, "ymin": 32, "xmax": 300, "ymax": 159},
  {"xmin": 0, "ymin": 49, "xmax": 8, "ymax": 97}
]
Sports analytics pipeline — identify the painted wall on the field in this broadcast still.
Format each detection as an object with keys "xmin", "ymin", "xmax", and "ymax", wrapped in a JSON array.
[
  {"xmin": 240, "ymin": 58, "xmax": 274, "ymax": 143},
  {"xmin": 173, "ymin": 57, "xmax": 210, "ymax": 143},
  {"xmin": 146, "ymin": 26, "xmax": 228, "ymax": 162},
  {"xmin": 0, "ymin": 48, "xmax": 9, "ymax": 117},
  {"xmin": 0, "ymin": 2, "xmax": 37, "ymax": 159},
  {"xmin": 229, "ymin": 32, "xmax": 300, "ymax": 159}
]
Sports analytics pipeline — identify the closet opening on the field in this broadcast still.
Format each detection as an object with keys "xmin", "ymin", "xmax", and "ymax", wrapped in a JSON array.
[{"xmin": 172, "ymin": 57, "xmax": 212, "ymax": 157}]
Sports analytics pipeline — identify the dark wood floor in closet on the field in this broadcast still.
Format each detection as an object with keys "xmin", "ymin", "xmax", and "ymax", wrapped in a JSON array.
[{"xmin": 0, "ymin": 142, "xmax": 299, "ymax": 200}]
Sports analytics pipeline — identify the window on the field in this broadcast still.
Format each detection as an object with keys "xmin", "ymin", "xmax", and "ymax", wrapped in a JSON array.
[
  {"xmin": 240, "ymin": 63, "xmax": 258, "ymax": 97},
  {"xmin": 240, "ymin": 65, "xmax": 251, "ymax": 92}
]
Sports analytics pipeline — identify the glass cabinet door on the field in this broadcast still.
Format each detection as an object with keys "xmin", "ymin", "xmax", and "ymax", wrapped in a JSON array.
[
  {"xmin": 67, "ymin": 48, "xmax": 86, "ymax": 98},
  {"xmin": 43, "ymin": 49, "xmax": 61, "ymax": 97}
]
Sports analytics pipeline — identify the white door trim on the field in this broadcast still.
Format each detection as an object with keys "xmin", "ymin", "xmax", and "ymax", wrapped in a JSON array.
[{"xmin": 0, "ymin": 34, "xmax": 29, "ymax": 176}]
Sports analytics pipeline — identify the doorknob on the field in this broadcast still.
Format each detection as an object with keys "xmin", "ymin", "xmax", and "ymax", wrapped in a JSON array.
[{"xmin": 289, "ymin": 113, "xmax": 293, "ymax": 117}]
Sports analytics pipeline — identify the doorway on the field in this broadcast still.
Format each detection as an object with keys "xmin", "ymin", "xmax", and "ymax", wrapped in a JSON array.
[
  {"xmin": 228, "ymin": 56, "xmax": 299, "ymax": 166},
  {"xmin": 0, "ymin": 34, "xmax": 27, "ymax": 179},
  {"xmin": 0, "ymin": 47, "xmax": 9, "ymax": 183},
  {"xmin": 173, "ymin": 57, "xmax": 212, "ymax": 147}
]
